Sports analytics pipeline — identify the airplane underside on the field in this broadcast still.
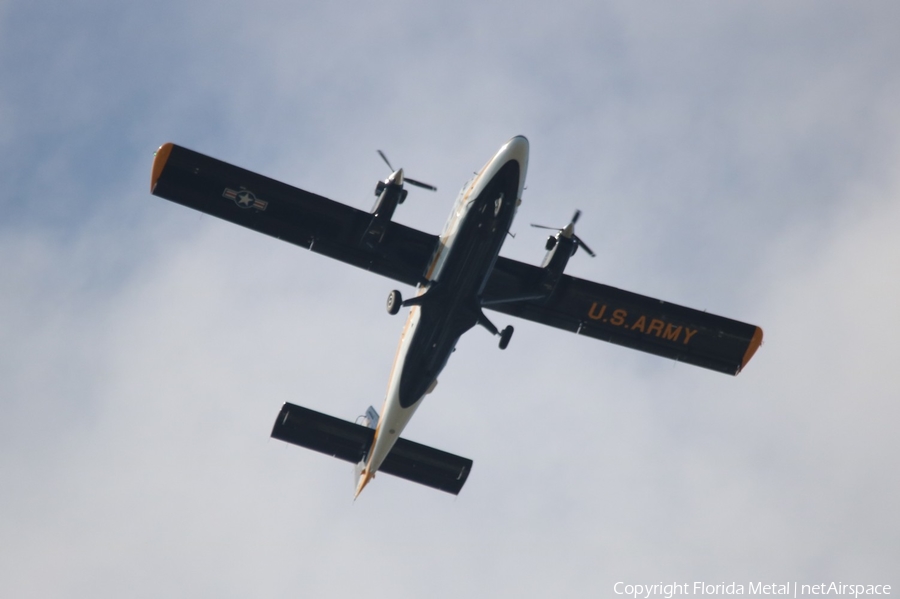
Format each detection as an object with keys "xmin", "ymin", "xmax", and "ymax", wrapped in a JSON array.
[
  {"xmin": 149, "ymin": 134, "xmax": 763, "ymax": 497},
  {"xmin": 395, "ymin": 157, "xmax": 523, "ymax": 408},
  {"xmin": 353, "ymin": 139, "xmax": 527, "ymax": 495}
]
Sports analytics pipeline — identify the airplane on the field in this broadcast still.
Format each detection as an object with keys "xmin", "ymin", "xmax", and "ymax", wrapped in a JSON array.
[{"xmin": 150, "ymin": 136, "xmax": 763, "ymax": 497}]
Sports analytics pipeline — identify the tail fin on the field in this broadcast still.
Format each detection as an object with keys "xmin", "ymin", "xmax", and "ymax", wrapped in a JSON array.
[{"xmin": 271, "ymin": 403, "xmax": 472, "ymax": 495}]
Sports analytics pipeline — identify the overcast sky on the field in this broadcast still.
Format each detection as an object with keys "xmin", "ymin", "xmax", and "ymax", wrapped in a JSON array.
[{"xmin": 1, "ymin": 1, "xmax": 898, "ymax": 597}]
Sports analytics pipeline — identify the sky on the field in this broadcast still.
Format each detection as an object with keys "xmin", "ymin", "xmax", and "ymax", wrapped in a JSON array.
[{"xmin": 1, "ymin": 1, "xmax": 898, "ymax": 597}]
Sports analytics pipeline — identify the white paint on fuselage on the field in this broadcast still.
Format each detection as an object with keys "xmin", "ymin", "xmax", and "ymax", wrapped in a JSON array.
[{"xmin": 355, "ymin": 136, "xmax": 529, "ymax": 496}]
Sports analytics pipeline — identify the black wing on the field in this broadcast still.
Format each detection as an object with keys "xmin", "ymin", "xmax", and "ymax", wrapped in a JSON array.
[
  {"xmin": 482, "ymin": 257, "xmax": 763, "ymax": 375},
  {"xmin": 151, "ymin": 143, "xmax": 437, "ymax": 286},
  {"xmin": 150, "ymin": 143, "xmax": 761, "ymax": 374}
]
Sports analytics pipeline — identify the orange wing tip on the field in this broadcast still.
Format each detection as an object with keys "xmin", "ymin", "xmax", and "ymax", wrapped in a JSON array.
[
  {"xmin": 739, "ymin": 326, "xmax": 764, "ymax": 373},
  {"xmin": 151, "ymin": 143, "xmax": 174, "ymax": 192}
]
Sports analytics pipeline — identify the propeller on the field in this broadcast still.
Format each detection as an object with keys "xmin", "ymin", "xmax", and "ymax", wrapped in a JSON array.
[
  {"xmin": 377, "ymin": 150, "xmax": 437, "ymax": 191},
  {"xmin": 531, "ymin": 209, "xmax": 596, "ymax": 257}
]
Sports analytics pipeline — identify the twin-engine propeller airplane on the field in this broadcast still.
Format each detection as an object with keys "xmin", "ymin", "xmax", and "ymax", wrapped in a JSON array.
[{"xmin": 150, "ymin": 136, "xmax": 763, "ymax": 497}]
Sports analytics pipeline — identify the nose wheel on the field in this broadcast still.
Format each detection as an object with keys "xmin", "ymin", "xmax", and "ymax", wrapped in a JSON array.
[{"xmin": 387, "ymin": 290, "xmax": 402, "ymax": 315}]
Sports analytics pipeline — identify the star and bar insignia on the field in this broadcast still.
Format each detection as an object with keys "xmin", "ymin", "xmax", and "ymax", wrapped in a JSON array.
[{"xmin": 223, "ymin": 188, "xmax": 268, "ymax": 211}]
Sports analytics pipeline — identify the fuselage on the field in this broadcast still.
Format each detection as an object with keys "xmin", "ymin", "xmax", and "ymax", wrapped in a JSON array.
[{"xmin": 355, "ymin": 136, "xmax": 529, "ymax": 495}]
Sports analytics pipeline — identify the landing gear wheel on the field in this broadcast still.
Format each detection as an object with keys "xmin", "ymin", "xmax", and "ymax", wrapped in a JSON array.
[
  {"xmin": 386, "ymin": 290, "xmax": 402, "ymax": 315},
  {"xmin": 499, "ymin": 325, "xmax": 514, "ymax": 350}
]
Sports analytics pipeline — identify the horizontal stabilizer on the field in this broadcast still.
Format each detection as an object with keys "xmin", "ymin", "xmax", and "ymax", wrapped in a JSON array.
[{"xmin": 271, "ymin": 403, "xmax": 472, "ymax": 495}]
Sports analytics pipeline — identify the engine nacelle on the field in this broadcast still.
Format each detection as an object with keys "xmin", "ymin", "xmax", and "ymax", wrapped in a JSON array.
[
  {"xmin": 375, "ymin": 179, "xmax": 408, "ymax": 204},
  {"xmin": 360, "ymin": 180, "xmax": 406, "ymax": 249},
  {"xmin": 537, "ymin": 234, "xmax": 577, "ymax": 298}
]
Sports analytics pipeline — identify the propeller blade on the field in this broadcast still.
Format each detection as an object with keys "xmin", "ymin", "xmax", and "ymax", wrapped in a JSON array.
[
  {"xmin": 533, "ymin": 210, "xmax": 595, "ymax": 257},
  {"xmin": 405, "ymin": 177, "xmax": 437, "ymax": 192},
  {"xmin": 377, "ymin": 150, "xmax": 435, "ymax": 190},
  {"xmin": 377, "ymin": 150, "xmax": 394, "ymax": 171},
  {"xmin": 573, "ymin": 235, "xmax": 596, "ymax": 257}
]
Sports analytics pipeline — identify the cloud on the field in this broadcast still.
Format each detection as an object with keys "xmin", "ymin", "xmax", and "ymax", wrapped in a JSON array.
[{"xmin": 2, "ymin": 0, "xmax": 899, "ymax": 596}]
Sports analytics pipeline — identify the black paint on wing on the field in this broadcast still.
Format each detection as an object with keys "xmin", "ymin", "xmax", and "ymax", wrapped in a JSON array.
[
  {"xmin": 483, "ymin": 257, "xmax": 763, "ymax": 375},
  {"xmin": 151, "ymin": 143, "xmax": 438, "ymax": 287}
]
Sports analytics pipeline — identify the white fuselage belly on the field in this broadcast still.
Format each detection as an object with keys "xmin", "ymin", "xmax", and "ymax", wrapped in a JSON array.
[{"xmin": 358, "ymin": 137, "xmax": 529, "ymax": 488}]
